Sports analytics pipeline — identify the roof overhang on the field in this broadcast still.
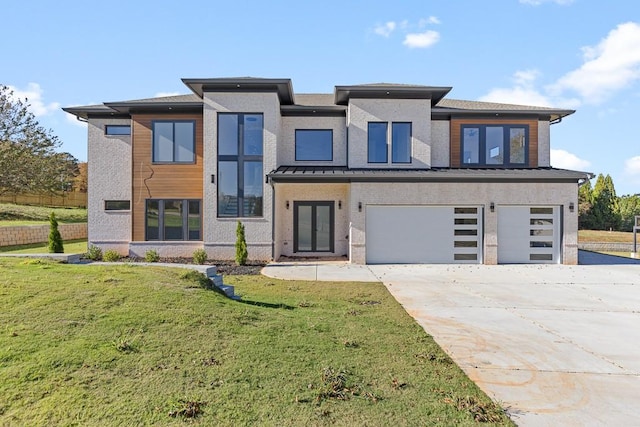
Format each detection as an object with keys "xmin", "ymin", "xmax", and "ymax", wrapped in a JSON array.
[
  {"xmin": 103, "ymin": 101, "xmax": 203, "ymax": 116},
  {"xmin": 334, "ymin": 85, "xmax": 452, "ymax": 106},
  {"xmin": 182, "ymin": 78, "xmax": 294, "ymax": 104},
  {"xmin": 62, "ymin": 105, "xmax": 126, "ymax": 120},
  {"xmin": 432, "ymin": 108, "xmax": 575, "ymax": 122},
  {"xmin": 269, "ymin": 166, "xmax": 593, "ymax": 184}
]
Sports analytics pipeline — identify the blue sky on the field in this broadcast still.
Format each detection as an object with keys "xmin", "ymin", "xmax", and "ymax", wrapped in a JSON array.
[{"xmin": 2, "ymin": 0, "xmax": 639, "ymax": 195}]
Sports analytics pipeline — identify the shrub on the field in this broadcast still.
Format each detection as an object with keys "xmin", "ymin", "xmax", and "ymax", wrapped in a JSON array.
[
  {"xmin": 193, "ymin": 248, "xmax": 207, "ymax": 265},
  {"xmin": 48, "ymin": 212, "xmax": 64, "ymax": 253},
  {"xmin": 144, "ymin": 249, "xmax": 160, "ymax": 263},
  {"xmin": 103, "ymin": 250, "xmax": 121, "ymax": 262},
  {"xmin": 235, "ymin": 221, "xmax": 248, "ymax": 266},
  {"xmin": 86, "ymin": 245, "xmax": 103, "ymax": 261}
]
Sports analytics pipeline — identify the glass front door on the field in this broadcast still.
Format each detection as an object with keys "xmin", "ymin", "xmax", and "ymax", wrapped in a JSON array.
[{"xmin": 294, "ymin": 202, "xmax": 334, "ymax": 253}]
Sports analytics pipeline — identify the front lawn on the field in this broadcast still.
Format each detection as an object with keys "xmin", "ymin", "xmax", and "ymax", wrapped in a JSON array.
[
  {"xmin": 578, "ymin": 229, "xmax": 634, "ymax": 243},
  {"xmin": 0, "ymin": 258, "xmax": 511, "ymax": 426}
]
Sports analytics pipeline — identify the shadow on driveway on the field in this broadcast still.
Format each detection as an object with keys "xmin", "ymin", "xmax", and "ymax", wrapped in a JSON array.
[{"xmin": 578, "ymin": 249, "xmax": 640, "ymax": 265}]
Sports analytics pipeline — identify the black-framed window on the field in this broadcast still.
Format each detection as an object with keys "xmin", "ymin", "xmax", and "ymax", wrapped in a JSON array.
[
  {"xmin": 218, "ymin": 113, "xmax": 263, "ymax": 217},
  {"xmin": 368, "ymin": 122, "xmax": 388, "ymax": 163},
  {"xmin": 145, "ymin": 199, "xmax": 201, "ymax": 241},
  {"xmin": 104, "ymin": 200, "xmax": 130, "ymax": 210},
  {"xmin": 105, "ymin": 125, "xmax": 131, "ymax": 136},
  {"xmin": 368, "ymin": 122, "xmax": 413, "ymax": 164},
  {"xmin": 392, "ymin": 122, "xmax": 412, "ymax": 163},
  {"xmin": 152, "ymin": 120, "xmax": 195, "ymax": 163},
  {"xmin": 461, "ymin": 125, "xmax": 529, "ymax": 167},
  {"xmin": 295, "ymin": 129, "xmax": 333, "ymax": 161}
]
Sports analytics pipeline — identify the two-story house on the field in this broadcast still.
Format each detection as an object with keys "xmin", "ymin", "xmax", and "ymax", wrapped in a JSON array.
[{"xmin": 63, "ymin": 77, "xmax": 591, "ymax": 265}]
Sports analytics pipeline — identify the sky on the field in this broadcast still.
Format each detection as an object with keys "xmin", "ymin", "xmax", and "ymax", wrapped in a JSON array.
[{"xmin": 2, "ymin": 0, "xmax": 639, "ymax": 195}]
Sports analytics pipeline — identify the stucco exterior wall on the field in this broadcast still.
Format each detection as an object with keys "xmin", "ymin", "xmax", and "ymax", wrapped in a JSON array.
[
  {"xmin": 347, "ymin": 98, "xmax": 432, "ymax": 169},
  {"xmin": 202, "ymin": 92, "xmax": 280, "ymax": 261},
  {"xmin": 431, "ymin": 120, "xmax": 450, "ymax": 167},
  {"xmin": 348, "ymin": 181, "xmax": 578, "ymax": 265},
  {"xmin": 273, "ymin": 183, "xmax": 350, "ymax": 259},
  {"xmin": 279, "ymin": 116, "xmax": 347, "ymax": 166},
  {"xmin": 87, "ymin": 118, "xmax": 132, "ymax": 250},
  {"xmin": 538, "ymin": 121, "xmax": 551, "ymax": 167}
]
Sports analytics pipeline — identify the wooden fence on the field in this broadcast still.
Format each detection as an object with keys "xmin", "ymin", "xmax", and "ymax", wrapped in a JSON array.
[{"xmin": 0, "ymin": 192, "xmax": 87, "ymax": 208}]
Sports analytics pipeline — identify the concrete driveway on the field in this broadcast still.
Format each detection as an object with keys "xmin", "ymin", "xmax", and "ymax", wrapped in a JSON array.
[
  {"xmin": 369, "ymin": 255, "xmax": 640, "ymax": 426},
  {"xmin": 263, "ymin": 252, "xmax": 640, "ymax": 426}
]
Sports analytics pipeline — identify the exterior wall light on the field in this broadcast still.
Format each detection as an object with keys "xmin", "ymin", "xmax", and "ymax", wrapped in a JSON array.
[
  {"xmin": 569, "ymin": 202, "xmax": 575, "ymax": 213},
  {"xmin": 338, "ymin": 200, "xmax": 342, "ymax": 209},
  {"xmin": 490, "ymin": 202, "xmax": 495, "ymax": 213},
  {"xmin": 358, "ymin": 202, "xmax": 362, "ymax": 212},
  {"xmin": 286, "ymin": 201, "xmax": 290, "ymax": 210}
]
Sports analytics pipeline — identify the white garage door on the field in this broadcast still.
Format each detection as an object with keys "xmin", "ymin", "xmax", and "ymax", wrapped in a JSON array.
[
  {"xmin": 366, "ymin": 206, "xmax": 482, "ymax": 264},
  {"xmin": 498, "ymin": 206, "xmax": 560, "ymax": 264}
]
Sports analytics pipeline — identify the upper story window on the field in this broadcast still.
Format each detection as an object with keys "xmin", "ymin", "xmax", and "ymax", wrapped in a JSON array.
[
  {"xmin": 218, "ymin": 113, "xmax": 263, "ymax": 218},
  {"xmin": 295, "ymin": 129, "xmax": 332, "ymax": 161},
  {"xmin": 105, "ymin": 125, "xmax": 131, "ymax": 135},
  {"xmin": 461, "ymin": 125, "xmax": 528, "ymax": 167},
  {"xmin": 368, "ymin": 122, "xmax": 412, "ymax": 164},
  {"xmin": 152, "ymin": 120, "xmax": 195, "ymax": 163}
]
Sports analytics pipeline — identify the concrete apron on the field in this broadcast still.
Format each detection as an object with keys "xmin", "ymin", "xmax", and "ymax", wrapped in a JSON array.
[{"xmin": 368, "ymin": 263, "xmax": 640, "ymax": 427}]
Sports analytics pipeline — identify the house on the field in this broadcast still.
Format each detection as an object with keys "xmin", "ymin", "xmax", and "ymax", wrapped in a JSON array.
[{"xmin": 63, "ymin": 77, "xmax": 592, "ymax": 265}]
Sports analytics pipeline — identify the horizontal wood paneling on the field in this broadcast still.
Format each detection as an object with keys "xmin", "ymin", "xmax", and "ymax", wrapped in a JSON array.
[
  {"xmin": 450, "ymin": 118, "xmax": 538, "ymax": 168},
  {"xmin": 132, "ymin": 114, "xmax": 203, "ymax": 241}
]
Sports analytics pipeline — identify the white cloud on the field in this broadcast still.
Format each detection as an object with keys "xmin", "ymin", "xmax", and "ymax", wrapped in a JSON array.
[
  {"xmin": 624, "ymin": 156, "xmax": 640, "ymax": 177},
  {"xmin": 154, "ymin": 91, "xmax": 182, "ymax": 98},
  {"xmin": 549, "ymin": 22, "xmax": 640, "ymax": 103},
  {"xmin": 8, "ymin": 83, "xmax": 60, "ymax": 116},
  {"xmin": 550, "ymin": 149, "xmax": 591, "ymax": 170},
  {"xmin": 419, "ymin": 16, "xmax": 440, "ymax": 26},
  {"xmin": 374, "ymin": 21, "xmax": 396, "ymax": 37},
  {"xmin": 519, "ymin": 0, "xmax": 574, "ymax": 5},
  {"xmin": 403, "ymin": 30, "xmax": 440, "ymax": 49}
]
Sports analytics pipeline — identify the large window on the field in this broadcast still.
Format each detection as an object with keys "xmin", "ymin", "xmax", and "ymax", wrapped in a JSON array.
[
  {"xmin": 218, "ymin": 113, "xmax": 263, "ymax": 217},
  {"xmin": 145, "ymin": 199, "xmax": 201, "ymax": 241},
  {"xmin": 295, "ymin": 130, "xmax": 332, "ymax": 161},
  {"xmin": 368, "ymin": 122, "xmax": 412, "ymax": 164},
  {"xmin": 152, "ymin": 121, "xmax": 195, "ymax": 163},
  {"xmin": 461, "ymin": 125, "xmax": 528, "ymax": 167}
]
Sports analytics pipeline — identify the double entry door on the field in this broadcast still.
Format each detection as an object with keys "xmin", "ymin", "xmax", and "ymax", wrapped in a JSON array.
[{"xmin": 293, "ymin": 201, "xmax": 334, "ymax": 253}]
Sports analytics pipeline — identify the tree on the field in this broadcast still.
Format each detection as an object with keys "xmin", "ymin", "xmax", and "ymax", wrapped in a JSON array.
[
  {"xmin": 48, "ymin": 212, "xmax": 64, "ymax": 253},
  {"xmin": 235, "ymin": 221, "xmax": 248, "ymax": 266},
  {"xmin": 590, "ymin": 174, "xmax": 620, "ymax": 230},
  {"xmin": 73, "ymin": 162, "xmax": 88, "ymax": 193},
  {"xmin": 578, "ymin": 179, "xmax": 594, "ymax": 229},
  {"xmin": 619, "ymin": 194, "xmax": 640, "ymax": 232},
  {"xmin": 0, "ymin": 84, "xmax": 77, "ymax": 195}
]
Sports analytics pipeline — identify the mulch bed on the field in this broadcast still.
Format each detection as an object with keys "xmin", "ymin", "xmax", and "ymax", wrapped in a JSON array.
[{"xmin": 145, "ymin": 258, "xmax": 266, "ymax": 275}]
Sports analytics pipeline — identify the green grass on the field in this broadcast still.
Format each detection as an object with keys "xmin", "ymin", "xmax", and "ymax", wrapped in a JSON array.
[
  {"xmin": 0, "ymin": 239, "xmax": 87, "ymax": 254},
  {"xmin": 0, "ymin": 203, "xmax": 87, "ymax": 225},
  {"xmin": 0, "ymin": 259, "xmax": 512, "ymax": 426},
  {"xmin": 578, "ymin": 229, "xmax": 634, "ymax": 243}
]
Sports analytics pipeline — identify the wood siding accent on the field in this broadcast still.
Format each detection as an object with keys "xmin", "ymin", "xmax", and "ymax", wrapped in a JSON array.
[
  {"xmin": 450, "ymin": 118, "xmax": 539, "ymax": 168},
  {"xmin": 131, "ymin": 114, "xmax": 203, "ymax": 241}
]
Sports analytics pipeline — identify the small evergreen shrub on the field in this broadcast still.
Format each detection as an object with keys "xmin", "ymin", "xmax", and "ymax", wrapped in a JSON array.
[
  {"xmin": 144, "ymin": 249, "xmax": 160, "ymax": 263},
  {"xmin": 86, "ymin": 245, "xmax": 103, "ymax": 261},
  {"xmin": 48, "ymin": 212, "xmax": 64, "ymax": 253},
  {"xmin": 193, "ymin": 248, "xmax": 207, "ymax": 265},
  {"xmin": 103, "ymin": 250, "xmax": 121, "ymax": 262},
  {"xmin": 235, "ymin": 221, "xmax": 248, "ymax": 266}
]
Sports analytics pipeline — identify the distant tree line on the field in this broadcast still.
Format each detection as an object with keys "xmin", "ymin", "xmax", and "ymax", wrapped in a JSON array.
[
  {"xmin": 0, "ymin": 84, "xmax": 86, "ymax": 195},
  {"xmin": 579, "ymin": 173, "xmax": 640, "ymax": 231}
]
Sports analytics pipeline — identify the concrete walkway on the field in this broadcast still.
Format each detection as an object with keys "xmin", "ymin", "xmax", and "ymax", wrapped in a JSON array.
[{"xmin": 262, "ymin": 253, "xmax": 640, "ymax": 426}]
